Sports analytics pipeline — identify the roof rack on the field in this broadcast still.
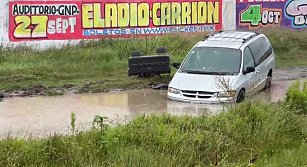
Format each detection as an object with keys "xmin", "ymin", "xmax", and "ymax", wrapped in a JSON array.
[
  {"xmin": 242, "ymin": 33, "xmax": 258, "ymax": 43},
  {"xmin": 202, "ymin": 30, "xmax": 223, "ymax": 41},
  {"xmin": 203, "ymin": 30, "xmax": 260, "ymax": 43}
]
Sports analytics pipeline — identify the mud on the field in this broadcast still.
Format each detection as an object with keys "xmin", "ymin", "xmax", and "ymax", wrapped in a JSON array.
[
  {"xmin": 0, "ymin": 78, "xmax": 304, "ymax": 138},
  {"xmin": 0, "ymin": 67, "xmax": 306, "ymax": 137},
  {"xmin": 273, "ymin": 67, "xmax": 307, "ymax": 81},
  {"xmin": 0, "ymin": 89, "xmax": 167, "ymax": 137},
  {"xmin": 0, "ymin": 67, "xmax": 306, "ymax": 99}
]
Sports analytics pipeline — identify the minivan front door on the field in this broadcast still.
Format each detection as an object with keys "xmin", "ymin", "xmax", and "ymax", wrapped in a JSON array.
[{"xmin": 254, "ymin": 63, "xmax": 267, "ymax": 91}]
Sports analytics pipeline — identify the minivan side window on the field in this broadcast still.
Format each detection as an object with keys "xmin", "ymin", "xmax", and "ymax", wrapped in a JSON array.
[
  {"xmin": 243, "ymin": 47, "xmax": 256, "ymax": 72},
  {"xmin": 248, "ymin": 37, "xmax": 272, "ymax": 66}
]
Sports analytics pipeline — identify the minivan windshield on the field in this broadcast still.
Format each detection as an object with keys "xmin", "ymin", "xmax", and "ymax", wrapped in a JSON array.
[{"xmin": 180, "ymin": 47, "xmax": 242, "ymax": 75}]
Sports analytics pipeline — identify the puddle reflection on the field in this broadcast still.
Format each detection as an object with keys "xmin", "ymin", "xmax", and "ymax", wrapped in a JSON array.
[{"xmin": 0, "ymin": 80, "xmax": 300, "ymax": 137}]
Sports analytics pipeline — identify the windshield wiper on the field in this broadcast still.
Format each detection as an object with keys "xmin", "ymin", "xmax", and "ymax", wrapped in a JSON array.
[
  {"xmin": 180, "ymin": 69, "xmax": 217, "ymax": 75},
  {"xmin": 210, "ymin": 72, "xmax": 235, "ymax": 75},
  {"xmin": 180, "ymin": 69, "xmax": 193, "ymax": 73},
  {"xmin": 204, "ymin": 72, "xmax": 237, "ymax": 75},
  {"xmin": 191, "ymin": 71, "xmax": 216, "ymax": 75},
  {"xmin": 180, "ymin": 69, "xmax": 236, "ymax": 75}
]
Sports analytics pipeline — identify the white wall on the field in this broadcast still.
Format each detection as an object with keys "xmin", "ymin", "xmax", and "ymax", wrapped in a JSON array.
[
  {"xmin": 222, "ymin": 0, "xmax": 236, "ymax": 31},
  {"xmin": 0, "ymin": 0, "xmax": 9, "ymax": 45},
  {"xmin": 0, "ymin": 0, "xmax": 236, "ymax": 49}
]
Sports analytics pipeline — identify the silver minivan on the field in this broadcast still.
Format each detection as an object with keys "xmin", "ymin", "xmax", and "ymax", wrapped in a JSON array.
[{"xmin": 168, "ymin": 31, "xmax": 275, "ymax": 103}]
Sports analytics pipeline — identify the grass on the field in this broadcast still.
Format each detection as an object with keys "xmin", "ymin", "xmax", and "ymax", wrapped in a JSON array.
[
  {"xmin": 0, "ymin": 29, "xmax": 307, "ymax": 93},
  {"xmin": 260, "ymin": 29, "xmax": 307, "ymax": 67},
  {"xmin": 0, "ymin": 34, "xmax": 200, "ymax": 92},
  {"xmin": 0, "ymin": 81, "xmax": 306, "ymax": 166}
]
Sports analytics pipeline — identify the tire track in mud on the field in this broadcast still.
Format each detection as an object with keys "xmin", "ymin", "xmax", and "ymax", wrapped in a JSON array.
[{"xmin": 273, "ymin": 67, "xmax": 307, "ymax": 81}]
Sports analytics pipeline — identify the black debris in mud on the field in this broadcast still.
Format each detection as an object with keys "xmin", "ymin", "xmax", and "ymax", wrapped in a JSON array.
[
  {"xmin": 152, "ymin": 83, "xmax": 168, "ymax": 90},
  {"xmin": 0, "ymin": 92, "xmax": 3, "ymax": 102}
]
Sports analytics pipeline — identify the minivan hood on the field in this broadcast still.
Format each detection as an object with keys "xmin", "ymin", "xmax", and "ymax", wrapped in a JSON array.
[{"xmin": 169, "ymin": 72, "xmax": 238, "ymax": 92}]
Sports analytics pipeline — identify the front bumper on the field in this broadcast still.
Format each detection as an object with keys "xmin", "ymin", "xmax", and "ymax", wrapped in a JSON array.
[{"xmin": 167, "ymin": 93, "xmax": 236, "ymax": 104}]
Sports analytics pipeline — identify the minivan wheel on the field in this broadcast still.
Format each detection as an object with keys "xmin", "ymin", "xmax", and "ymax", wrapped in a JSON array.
[
  {"xmin": 236, "ymin": 89, "xmax": 245, "ymax": 103},
  {"xmin": 265, "ymin": 76, "xmax": 272, "ymax": 89}
]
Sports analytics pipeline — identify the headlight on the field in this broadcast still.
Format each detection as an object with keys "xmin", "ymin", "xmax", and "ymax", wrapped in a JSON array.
[
  {"xmin": 168, "ymin": 87, "xmax": 180, "ymax": 94},
  {"xmin": 217, "ymin": 91, "xmax": 236, "ymax": 98}
]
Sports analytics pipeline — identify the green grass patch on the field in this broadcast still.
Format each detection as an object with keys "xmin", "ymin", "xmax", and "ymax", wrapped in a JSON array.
[
  {"xmin": 0, "ymin": 34, "xmax": 200, "ymax": 92},
  {"xmin": 260, "ymin": 29, "xmax": 307, "ymax": 67}
]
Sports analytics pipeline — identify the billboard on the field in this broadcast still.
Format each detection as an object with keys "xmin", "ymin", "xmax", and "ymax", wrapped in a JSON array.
[
  {"xmin": 9, "ymin": 0, "xmax": 222, "ymax": 41},
  {"xmin": 236, "ymin": 0, "xmax": 307, "ymax": 29}
]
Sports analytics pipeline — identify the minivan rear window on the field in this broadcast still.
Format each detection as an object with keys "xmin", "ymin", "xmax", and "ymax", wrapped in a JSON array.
[{"xmin": 249, "ymin": 37, "xmax": 272, "ymax": 66}]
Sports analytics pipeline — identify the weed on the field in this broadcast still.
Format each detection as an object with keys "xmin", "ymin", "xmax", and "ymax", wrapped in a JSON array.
[
  {"xmin": 92, "ymin": 115, "xmax": 109, "ymax": 134},
  {"xmin": 285, "ymin": 80, "xmax": 307, "ymax": 114},
  {"xmin": 70, "ymin": 112, "xmax": 76, "ymax": 134}
]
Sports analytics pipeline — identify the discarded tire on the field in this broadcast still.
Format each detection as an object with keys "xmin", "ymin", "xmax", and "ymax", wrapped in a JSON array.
[
  {"xmin": 131, "ymin": 51, "xmax": 141, "ymax": 57},
  {"xmin": 156, "ymin": 47, "xmax": 167, "ymax": 54}
]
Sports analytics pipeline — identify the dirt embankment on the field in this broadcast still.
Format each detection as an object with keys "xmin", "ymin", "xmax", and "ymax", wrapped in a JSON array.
[
  {"xmin": 273, "ymin": 67, "xmax": 307, "ymax": 81},
  {"xmin": 0, "ymin": 67, "xmax": 306, "ymax": 100}
]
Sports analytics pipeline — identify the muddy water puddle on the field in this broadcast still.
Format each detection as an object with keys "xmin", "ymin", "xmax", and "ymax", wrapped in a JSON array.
[{"xmin": 0, "ymin": 79, "xmax": 303, "ymax": 137}]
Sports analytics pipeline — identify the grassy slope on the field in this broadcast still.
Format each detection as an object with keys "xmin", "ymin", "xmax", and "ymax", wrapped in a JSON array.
[
  {"xmin": 0, "ymin": 34, "xmax": 199, "ymax": 92},
  {"xmin": 1, "ymin": 29, "xmax": 307, "ymax": 92},
  {"xmin": 261, "ymin": 29, "xmax": 307, "ymax": 67}
]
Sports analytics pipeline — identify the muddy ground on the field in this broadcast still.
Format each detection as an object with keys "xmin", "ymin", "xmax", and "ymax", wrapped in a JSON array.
[
  {"xmin": 0, "ymin": 67, "xmax": 306, "ymax": 100},
  {"xmin": 0, "ymin": 79, "xmax": 302, "ymax": 137},
  {"xmin": 0, "ymin": 67, "xmax": 306, "ymax": 137}
]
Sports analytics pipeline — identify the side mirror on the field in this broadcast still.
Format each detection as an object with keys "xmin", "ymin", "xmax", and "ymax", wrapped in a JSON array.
[
  {"xmin": 173, "ymin": 62, "xmax": 181, "ymax": 69},
  {"xmin": 243, "ymin": 67, "xmax": 255, "ymax": 75}
]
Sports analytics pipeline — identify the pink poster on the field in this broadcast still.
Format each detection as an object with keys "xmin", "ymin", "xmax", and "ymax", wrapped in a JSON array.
[{"xmin": 9, "ymin": 0, "xmax": 222, "ymax": 41}]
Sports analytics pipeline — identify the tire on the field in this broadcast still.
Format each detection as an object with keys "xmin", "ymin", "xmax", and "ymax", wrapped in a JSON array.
[
  {"xmin": 265, "ymin": 75, "xmax": 272, "ymax": 89},
  {"xmin": 236, "ymin": 89, "xmax": 245, "ymax": 103}
]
